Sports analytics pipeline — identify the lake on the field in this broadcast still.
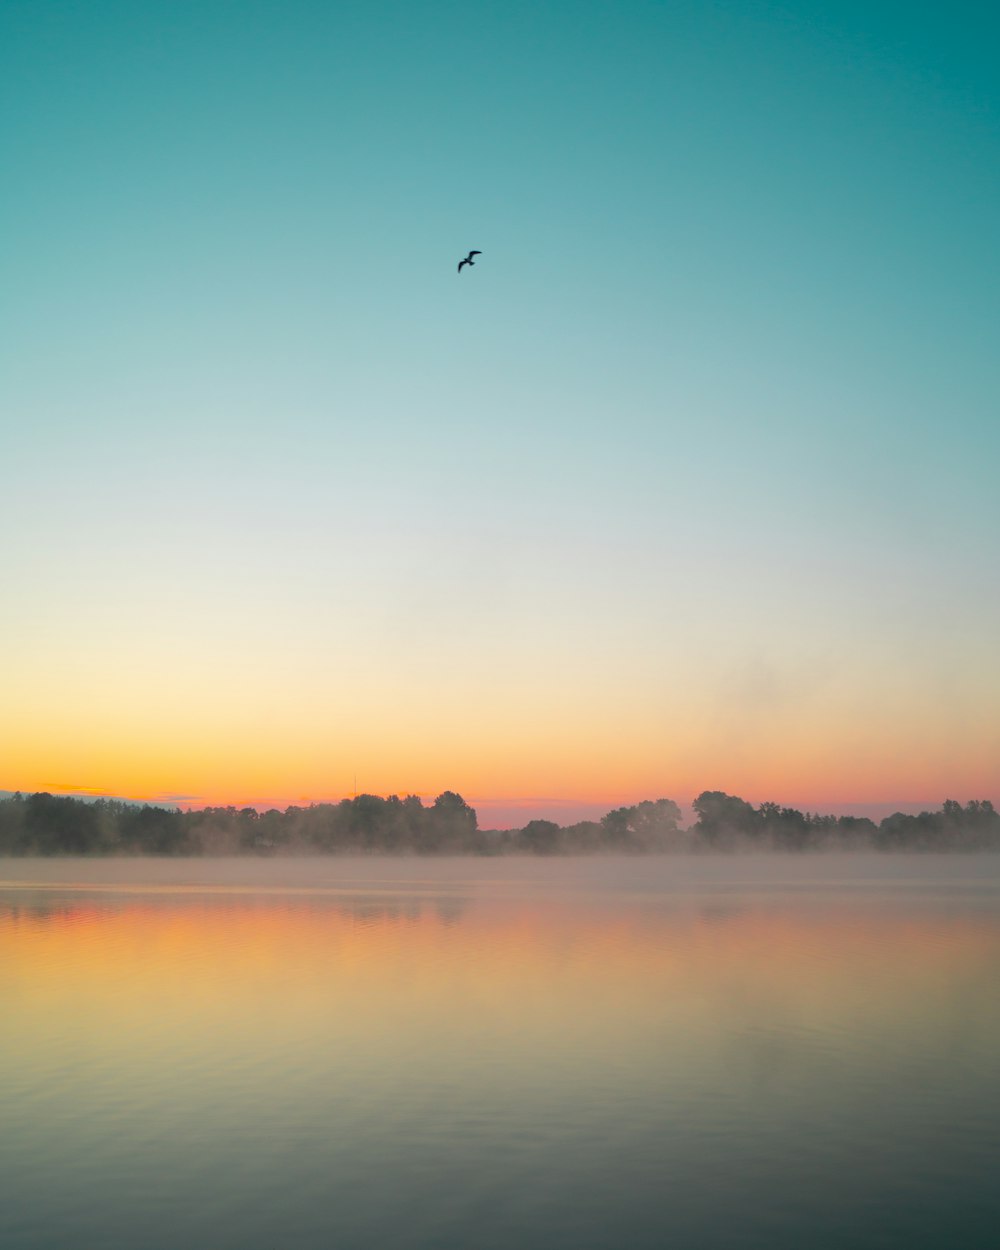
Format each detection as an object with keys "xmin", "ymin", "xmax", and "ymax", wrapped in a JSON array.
[{"xmin": 2, "ymin": 855, "xmax": 998, "ymax": 1249}]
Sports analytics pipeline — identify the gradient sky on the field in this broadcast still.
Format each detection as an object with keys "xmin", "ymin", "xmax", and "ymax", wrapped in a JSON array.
[{"xmin": 2, "ymin": 0, "xmax": 998, "ymax": 825}]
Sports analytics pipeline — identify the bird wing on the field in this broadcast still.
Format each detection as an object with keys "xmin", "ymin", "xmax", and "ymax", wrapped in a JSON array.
[
  {"xmin": 458, "ymin": 259, "xmax": 468, "ymax": 272},
  {"xmin": 468, "ymin": 250, "xmax": 481, "ymax": 257}
]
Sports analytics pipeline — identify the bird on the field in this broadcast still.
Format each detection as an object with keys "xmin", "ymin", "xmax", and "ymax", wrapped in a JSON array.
[{"xmin": 457, "ymin": 249, "xmax": 481, "ymax": 273}]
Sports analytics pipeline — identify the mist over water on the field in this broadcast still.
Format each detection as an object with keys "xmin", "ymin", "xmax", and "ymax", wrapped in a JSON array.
[{"xmin": 3, "ymin": 856, "xmax": 999, "ymax": 1250}]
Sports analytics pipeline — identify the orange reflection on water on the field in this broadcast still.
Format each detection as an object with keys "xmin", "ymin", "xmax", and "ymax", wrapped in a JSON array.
[{"xmin": 3, "ymin": 891, "xmax": 999, "ymax": 1092}]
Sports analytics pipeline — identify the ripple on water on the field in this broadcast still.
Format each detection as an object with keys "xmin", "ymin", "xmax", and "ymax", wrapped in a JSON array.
[{"xmin": 1, "ymin": 855, "xmax": 999, "ymax": 1250}]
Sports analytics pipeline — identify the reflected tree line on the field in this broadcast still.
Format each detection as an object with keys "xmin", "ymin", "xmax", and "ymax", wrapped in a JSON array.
[{"xmin": 1, "ymin": 789, "xmax": 998, "ymax": 855}]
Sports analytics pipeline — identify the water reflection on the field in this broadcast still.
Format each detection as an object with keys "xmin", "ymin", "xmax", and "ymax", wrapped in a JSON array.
[
  {"xmin": 0, "ymin": 892, "xmax": 470, "ymax": 927},
  {"xmin": 696, "ymin": 901, "xmax": 748, "ymax": 925},
  {"xmin": 1, "ymin": 857, "xmax": 999, "ymax": 1250}
]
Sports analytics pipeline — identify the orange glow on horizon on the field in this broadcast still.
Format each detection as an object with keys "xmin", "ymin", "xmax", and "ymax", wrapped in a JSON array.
[{"xmin": 3, "ymin": 671, "xmax": 997, "ymax": 823}]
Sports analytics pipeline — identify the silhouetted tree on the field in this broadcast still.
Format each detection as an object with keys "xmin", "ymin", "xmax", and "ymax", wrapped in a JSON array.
[
  {"xmin": 24, "ymin": 793, "xmax": 102, "ymax": 854},
  {"xmin": 118, "ymin": 804, "xmax": 188, "ymax": 854},
  {"xmin": 600, "ymin": 799, "xmax": 684, "ymax": 852},
  {"xmin": 560, "ymin": 820, "xmax": 603, "ymax": 852},
  {"xmin": 834, "ymin": 815, "xmax": 878, "ymax": 846},
  {"xmin": 425, "ymin": 791, "xmax": 477, "ymax": 852},
  {"xmin": 0, "ymin": 792, "xmax": 27, "ymax": 853},
  {"xmin": 519, "ymin": 819, "xmax": 561, "ymax": 855},
  {"xmin": 757, "ymin": 801, "xmax": 809, "ymax": 849},
  {"xmin": 692, "ymin": 791, "xmax": 759, "ymax": 847}
]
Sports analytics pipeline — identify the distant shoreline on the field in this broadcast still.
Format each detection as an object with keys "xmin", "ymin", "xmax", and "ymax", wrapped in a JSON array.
[{"xmin": 2, "ymin": 791, "xmax": 998, "ymax": 856}]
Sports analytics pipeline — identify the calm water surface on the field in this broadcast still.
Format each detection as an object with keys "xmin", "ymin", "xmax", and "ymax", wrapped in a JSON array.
[{"xmin": 2, "ymin": 855, "xmax": 998, "ymax": 1249}]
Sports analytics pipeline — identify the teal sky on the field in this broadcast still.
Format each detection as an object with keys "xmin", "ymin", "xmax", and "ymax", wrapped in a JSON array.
[{"xmin": 2, "ymin": 1, "xmax": 998, "ymax": 823}]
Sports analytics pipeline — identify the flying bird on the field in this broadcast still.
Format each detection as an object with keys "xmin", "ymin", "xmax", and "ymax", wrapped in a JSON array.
[{"xmin": 457, "ymin": 250, "xmax": 481, "ymax": 273}]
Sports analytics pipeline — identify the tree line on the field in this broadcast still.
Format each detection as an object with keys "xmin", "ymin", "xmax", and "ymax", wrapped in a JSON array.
[{"xmin": 1, "ymin": 789, "xmax": 998, "ymax": 856}]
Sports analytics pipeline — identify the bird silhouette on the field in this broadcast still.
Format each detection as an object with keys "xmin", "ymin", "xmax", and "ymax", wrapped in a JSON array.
[{"xmin": 457, "ymin": 250, "xmax": 481, "ymax": 274}]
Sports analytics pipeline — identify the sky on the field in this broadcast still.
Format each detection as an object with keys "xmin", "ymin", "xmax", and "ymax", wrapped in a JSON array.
[{"xmin": 2, "ymin": 0, "xmax": 998, "ymax": 827}]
